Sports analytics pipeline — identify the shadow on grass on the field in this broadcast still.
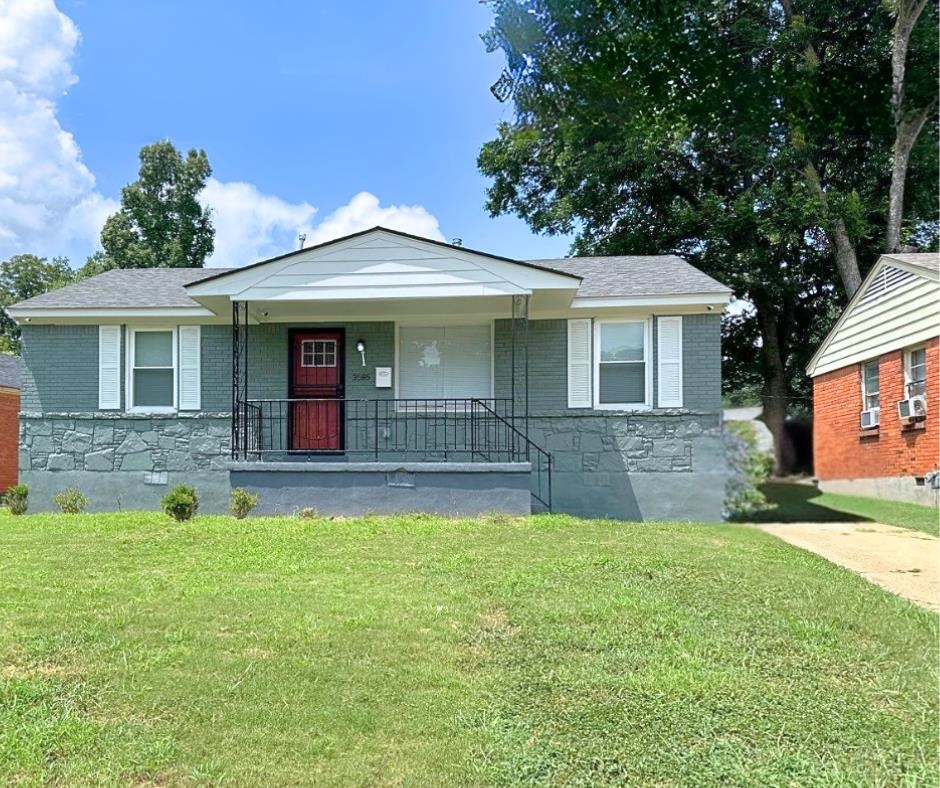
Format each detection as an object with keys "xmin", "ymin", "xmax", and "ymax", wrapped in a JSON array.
[{"xmin": 743, "ymin": 481, "xmax": 871, "ymax": 524}]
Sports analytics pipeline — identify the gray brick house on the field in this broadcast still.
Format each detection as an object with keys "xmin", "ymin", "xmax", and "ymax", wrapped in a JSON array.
[{"xmin": 8, "ymin": 227, "xmax": 732, "ymax": 519}]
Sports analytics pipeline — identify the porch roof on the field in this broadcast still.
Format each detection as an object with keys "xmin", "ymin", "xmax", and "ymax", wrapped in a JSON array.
[
  {"xmin": 6, "ymin": 226, "xmax": 732, "ymax": 318},
  {"xmin": 184, "ymin": 227, "xmax": 581, "ymax": 304}
]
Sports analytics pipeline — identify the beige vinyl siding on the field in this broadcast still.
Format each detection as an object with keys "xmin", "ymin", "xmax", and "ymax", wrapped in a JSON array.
[{"xmin": 811, "ymin": 266, "xmax": 939, "ymax": 377}]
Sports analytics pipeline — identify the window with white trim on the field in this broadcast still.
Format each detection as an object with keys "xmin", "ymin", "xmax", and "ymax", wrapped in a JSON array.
[
  {"xmin": 861, "ymin": 360, "xmax": 880, "ymax": 411},
  {"xmin": 594, "ymin": 320, "xmax": 649, "ymax": 408},
  {"xmin": 904, "ymin": 347, "xmax": 926, "ymax": 397},
  {"xmin": 397, "ymin": 324, "xmax": 492, "ymax": 401},
  {"xmin": 129, "ymin": 328, "xmax": 176, "ymax": 410}
]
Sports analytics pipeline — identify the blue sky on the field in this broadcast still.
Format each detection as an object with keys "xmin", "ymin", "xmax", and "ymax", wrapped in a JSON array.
[{"xmin": 0, "ymin": 0, "xmax": 571, "ymax": 268}]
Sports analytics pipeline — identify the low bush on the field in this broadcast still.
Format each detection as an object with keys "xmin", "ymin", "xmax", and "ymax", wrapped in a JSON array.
[
  {"xmin": 230, "ymin": 487, "xmax": 259, "ymax": 519},
  {"xmin": 724, "ymin": 421, "xmax": 774, "ymax": 520},
  {"xmin": 4, "ymin": 484, "xmax": 28, "ymax": 515},
  {"xmin": 297, "ymin": 506, "xmax": 319, "ymax": 519},
  {"xmin": 161, "ymin": 485, "xmax": 199, "ymax": 522},
  {"xmin": 54, "ymin": 487, "xmax": 89, "ymax": 514}
]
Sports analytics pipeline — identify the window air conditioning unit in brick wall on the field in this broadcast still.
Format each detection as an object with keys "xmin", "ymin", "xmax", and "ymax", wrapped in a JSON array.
[
  {"xmin": 860, "ymin": 408, "xmax": 880, "ymax": 429},
  {"xmin": 897, "ymin": 395, "xmax": 927, "ymax": 424}
]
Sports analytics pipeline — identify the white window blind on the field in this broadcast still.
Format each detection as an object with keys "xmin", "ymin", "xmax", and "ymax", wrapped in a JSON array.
[
  {"xmin": 657, "ymin": 316, "xmax": 683, "ymax": 408},
  {"xmin": 861, "ymin": 360, "xmax": 880, "ymax": 411},
  {"xmin": 597, "ymin": 321, "xmax": 647, "ymax": 406},
  {"xmin": 178, "ymin": 325, "xmax": 201, "ymax": 410},
  {"xmin": 398, "ymin": 324, "xmax": 491, "ymax": 400},
  {"xmin": 567, "ymin": 319, "xmax": 592, "ymax": 408},
  {"xmin": 98, "ymin": 325, "xmax": 121, "ymax": 410}
]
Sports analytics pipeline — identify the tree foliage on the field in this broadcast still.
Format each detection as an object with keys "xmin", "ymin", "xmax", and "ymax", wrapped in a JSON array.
[
  {"xmin": 0, "ymin": 254, "xmax": 74, "ymax": 353},
  {"xmin": 101, "ymin": 140, "xmax": 215, "ymax": 269},
  {"xmin": 478, "ymin": 0, "xmax": 938, "ymax": 471}
]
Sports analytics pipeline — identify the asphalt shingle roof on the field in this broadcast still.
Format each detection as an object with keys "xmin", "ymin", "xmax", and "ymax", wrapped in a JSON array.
[
  {"xmin": 9, "ymin": 268, "xmax": 235, "ymax": 309},
  {"xmin": 8, "ymin": 254, "xmax": 728, "ymax": 310},
  {"xmin": 0, "ymin": 354, "xmax": 22, "ymax": 390},
  {"xmin": 530, "ymin": 255, "xmax": 730, "ymax": 297}
]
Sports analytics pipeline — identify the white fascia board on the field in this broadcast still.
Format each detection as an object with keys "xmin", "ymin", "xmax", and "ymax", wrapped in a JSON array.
[
  {"xmin": 805, "ymin": 257, "xmax": 885, "ymax": 377},
  {"xmin": 807, "ymin": 254, "xmax": 940, "ymax": 377},
  {"xmin": 881, "ymin": 255, "xmax": 940, "ymax": 281},
  {"xmin": 570, "ymin": 292, "xmax": 732, "ymax": 309},
  {"xmin": 6, "ymin": 306, "xmax": 216, "ymax": 322}
]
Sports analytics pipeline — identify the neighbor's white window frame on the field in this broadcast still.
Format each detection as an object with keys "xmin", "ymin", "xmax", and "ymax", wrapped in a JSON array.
[
  {"xmin": 393, "ymin": 319, "xmax": 495, "ymax": 409},
  {"xmin": 903, "ymin": 345, "xmax": 927, "ymax": 397},
  {"xmin": 860, "ymin": 358, "xmax": 880, "ymax": 413},
  {"xmin": 126, "ymin": 326, "xmax": 178, "ymax": 414},
  {"xmin": 592, "ymin": 317, "xmax": 652, "ymax": 411}
]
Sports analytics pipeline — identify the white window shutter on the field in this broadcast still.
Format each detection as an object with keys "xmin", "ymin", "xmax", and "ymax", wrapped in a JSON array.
[
  {"xmin": 178, "ymin": 325, "xmax": 201, "ymax": 410},
  {"xmin": 98, "ymin": 325, "xmax": 121, "ymax": 410},
  {"xmin": 567, "ymin": 319, "xmax": 592, "ymax": 408},
  {"xmin": 657, "ymin": 316, "xmax": 683, "ymax": 408}
]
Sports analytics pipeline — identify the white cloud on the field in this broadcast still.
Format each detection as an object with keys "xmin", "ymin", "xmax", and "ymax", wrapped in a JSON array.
[
  {"xmin": 0, "ymin": 0, "xmax": 115, "ymax": 262},
  {"xmin": 304, "ymin": 191, "xmax": 444, "ymax": 247},
  {"xmin": 200, "ymin": 179, "xmax": 317, "ymax": 268},
  {"xmin": 0, "ymin": 2, "xmax": 444, "ymax": 269},
  {"xmin": 202, "ymin": 188, "xmax": 445, "ymax": 268}
]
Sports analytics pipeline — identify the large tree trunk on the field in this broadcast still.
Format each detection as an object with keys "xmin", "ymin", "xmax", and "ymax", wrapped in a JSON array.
[
  {"xmin": 780, "ymin": 0, "xmax": 864, "ymax": 297},
  {"xmin": 756, "ymin": 305, "xmax": 797, "ymax": 475},
  {"xmin": 886, "ymin": 108, "xmax": 932, "ymax": 252},
  {"xmin": 803, "ymin": 163, "xmax": 863, "ymax": 297},
  {"xmin": 886, "ymin": 0, "xmax": 932, "ymax": 253}
]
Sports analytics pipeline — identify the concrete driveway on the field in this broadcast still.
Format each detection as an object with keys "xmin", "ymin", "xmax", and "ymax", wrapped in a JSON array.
[{"xmin": 756, "ymin": 521, "xmax": 939, "ymax": 611}]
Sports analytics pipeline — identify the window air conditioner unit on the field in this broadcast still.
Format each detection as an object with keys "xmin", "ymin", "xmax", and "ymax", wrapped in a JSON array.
[
  {"xmin": 860, "ymin": 408, "xmax": 880, "ymax": 429},
  {"xmin": 897, "ymin": 395, "xmax": 927, "ymax": 423}
]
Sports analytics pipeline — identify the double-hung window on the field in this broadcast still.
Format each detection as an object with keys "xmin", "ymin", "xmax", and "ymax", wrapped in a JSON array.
[
  {"xmin": 594, "ymin": 320, "xmax": 650, "ymax": 408},
  {"xmin": 129, "ymin": 328, "xmax": 176, "ymax": 411},
  {"xmin": 397, "ymin": 324, "xmax": 492, "ymax": 403},
  {"xmin": 904, "ymin": 347, "xmax": 927, "ymax": 397},
  {"xmin": 861, "ymin": 360, "xmax": 880, "ymax": 411}
]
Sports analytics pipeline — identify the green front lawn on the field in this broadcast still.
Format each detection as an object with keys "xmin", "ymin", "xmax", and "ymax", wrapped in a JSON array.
[
  {"xmin": 1, "ymin": 512, "xmax": 937, "ymax": 786},
  {"xmin": 752, "ymin": 482, "xmax": 939, "ymax": 536}
]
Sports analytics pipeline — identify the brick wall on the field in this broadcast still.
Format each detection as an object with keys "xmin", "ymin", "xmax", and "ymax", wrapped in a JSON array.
[
  {"xmin": 0, "ymin": 388, "xmax": 18, "ymax": 491},
  {"xmin": 495, "ymin": 314, "xmax": 722, "ymax": 413},
  {"xmin": 813, "ymin": 337, "xmax": 939, "ymax": 480},
  {"xmin": 21, "ymin": 325, "xmax": 99, "ymax": 412}
]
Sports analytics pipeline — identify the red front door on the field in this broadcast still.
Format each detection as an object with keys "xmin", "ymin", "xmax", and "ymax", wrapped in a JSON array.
[{"xmin": 290, "ymin": 330, "xmax": 343, "ymax": 451}]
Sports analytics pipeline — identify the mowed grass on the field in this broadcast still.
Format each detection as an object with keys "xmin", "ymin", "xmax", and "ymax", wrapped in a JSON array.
[
  {"xmin": 753, "ymin": 481, "xmax": 939, "ymax": 536},
  {"xmin": 0, "ymin": 512, "xmax": 937, "ymax": 786}
]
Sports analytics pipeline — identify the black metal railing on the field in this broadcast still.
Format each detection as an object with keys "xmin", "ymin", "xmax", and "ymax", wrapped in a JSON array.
[{"xmin": 232, "ymin": 397, "xmax": 552, "ymax": 509}]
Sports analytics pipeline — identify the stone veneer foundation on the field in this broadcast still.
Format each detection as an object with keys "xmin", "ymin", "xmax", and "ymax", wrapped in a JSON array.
[{"xmin": 20, "ymin": 410, "xmax": 729, "ymax": 520}]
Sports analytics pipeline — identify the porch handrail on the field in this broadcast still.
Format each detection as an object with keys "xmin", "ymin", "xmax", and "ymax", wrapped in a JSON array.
[
  {"xmin": 471, "ymin": 398, "xmax": 552, "ymax": 510},
  {"xmin": 232, "ymin": 396, "xmax": 551, "ymax": 510}
]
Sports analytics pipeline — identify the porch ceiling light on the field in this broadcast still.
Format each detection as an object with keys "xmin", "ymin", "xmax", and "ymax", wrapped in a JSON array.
[{"xmin": 356, "ymin": 339, "xmax": 366, "ymax": 366}]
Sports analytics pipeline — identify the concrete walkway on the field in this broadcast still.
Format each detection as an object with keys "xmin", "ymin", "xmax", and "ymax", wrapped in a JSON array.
[{"xmin": 756, "ymin": 521, "xmax": 939, "ymax": 611}]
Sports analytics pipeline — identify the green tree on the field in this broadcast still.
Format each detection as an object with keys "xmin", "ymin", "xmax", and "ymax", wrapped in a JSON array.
[
  {"xmin": 478, "ymin": 0, "xmax": 937, "ymax": 472},
  {"xmin": 0, "ymin": 254, "xmax": 74, "ymax": 353},
  {"xmin": 101, "ymin": 140, "xmax": 215, "ymax": 269},
  {"xmin": 76, "ymin": 251, "xmax": 117, "ymax": 280}
]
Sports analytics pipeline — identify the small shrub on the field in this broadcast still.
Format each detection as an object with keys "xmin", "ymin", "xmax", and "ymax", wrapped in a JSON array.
[
  {"xmin": 230, "ymin": 487, "xmax": 259, "ymax": 519},
  {"xmin": 4, "ymin": 484, "xmax": 28, "ymax": 515},
  {"xmin": 54, "ymin": 487, "xmax": 89, "ymax": 514},
  {"xmin": 161, "ymin": 484, "xmax": 199, "ymax": 522},
  {"xmin": 297, "ymin": 506, "xmax": 319, "ymax": 519},
  {"xmin": 724, "ymin": 421, "xmax": 774, "ymax": 520}
]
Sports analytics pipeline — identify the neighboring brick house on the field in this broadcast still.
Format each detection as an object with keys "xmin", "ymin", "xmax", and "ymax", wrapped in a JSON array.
[
  {"xmin": 8, "ymin": 227, "xmax": 732, "ymax": 519},
  {"xmin": 807, "ymin": 253, "xmax": 939, "ymax": 506},
  {"xmin": 0, "ymin": 354, "xmax": 22, "ymax": 493}
]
